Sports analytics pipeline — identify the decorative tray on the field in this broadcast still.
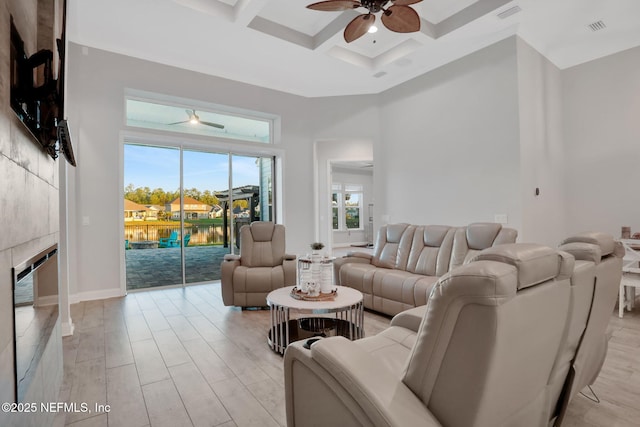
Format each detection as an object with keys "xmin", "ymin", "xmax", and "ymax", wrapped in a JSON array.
[{"xmin": 290, "ymin": 286, "xmax": 337, "ymax": 301}]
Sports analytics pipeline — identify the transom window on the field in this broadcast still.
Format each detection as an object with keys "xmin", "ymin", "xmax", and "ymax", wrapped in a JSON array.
[{"xmin": 125, "ymin": 98, "xmax": 271, "ymax": 143}]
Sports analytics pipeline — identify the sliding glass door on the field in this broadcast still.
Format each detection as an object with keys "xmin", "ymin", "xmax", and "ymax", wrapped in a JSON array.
[
  {"xmin": 124, "ymin": 145, "xmax": 182, "ymax": 290},
  {"xmin": 124, "ymin": 143, "xmax": 275, "ymax": 290},
  {"xmin": 182, "ymin": 149, "xmax": 229, "ymax": 285}
]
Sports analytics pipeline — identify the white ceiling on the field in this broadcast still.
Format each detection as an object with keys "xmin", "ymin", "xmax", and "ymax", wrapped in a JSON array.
[{"xmin": 67, "ymin": 0, "xmax": 640, "ymax": 97}]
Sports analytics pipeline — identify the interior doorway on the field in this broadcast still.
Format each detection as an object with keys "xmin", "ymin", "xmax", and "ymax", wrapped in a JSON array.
[
  {"xmin": 313, "ymin": 139, "xmax": 374, "ymax": 255},
  {"xmin": 330, "ymin": 161, "xmax": 374, "ymax": 249}
]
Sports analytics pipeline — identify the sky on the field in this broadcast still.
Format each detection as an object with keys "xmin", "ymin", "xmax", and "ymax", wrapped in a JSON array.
[{"xmin": 124, "ymin": 144, "xmax": 261, "ymax": 192}]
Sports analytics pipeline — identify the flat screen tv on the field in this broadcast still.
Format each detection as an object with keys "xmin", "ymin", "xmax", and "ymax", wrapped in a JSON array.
[
  {"xmin": 9, "ymin": 3, "xmax": 75, "ymax": 167},
  {"xmin": 57, "ymin": 119, "xmax": 75, "ymax": 166}
]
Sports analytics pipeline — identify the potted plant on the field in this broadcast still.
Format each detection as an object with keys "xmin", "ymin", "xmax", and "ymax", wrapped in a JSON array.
[
  {"xmin": 310, "ymin": 242, "xmax": 325, "ymax": 252},
  {"xmin": 310, "ymin": 242, "xmax": 324, "ymax": 262}
]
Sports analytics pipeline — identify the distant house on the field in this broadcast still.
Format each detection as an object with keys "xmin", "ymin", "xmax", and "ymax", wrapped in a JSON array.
[
  {"xmin": 144, "ymin": 204, "xmax": 164, "ymax": 220},
  {"xmin": 124, "ymin": 199, "xmax": 154, "ymax": 221},
  {"xmin": 165, "ymin": 196, "xmax": 211, "ymax": 220}
]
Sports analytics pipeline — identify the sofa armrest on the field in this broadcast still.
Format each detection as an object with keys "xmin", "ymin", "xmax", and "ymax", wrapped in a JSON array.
[
  {"xmin": 221, "ymin": 256, "xmax": 240, "ymax": 306},
  {"xmin": 283, "ymin": 257, "xmax": 297, "ymax": 286},
  {"xmin": 390, "ymin": 306, "xmax": 427, "ymax": 332},
  {"xmin": 334, "ymin": 253, "xmax": 374, "ymax": 285},
  {"xmin": 223, "ymin": 254, "xmax": 240, "ymax": 262},
  {"xmin": 347, "ymin": 251, "xmax": 373, "ymax": 260},
  {"xmin": 285, "ymin": 337, "xmax": 440, "ymax": 427},
  {"xmin": 284, "ymin": 253, "xmax": 296, "ymax": 261}
]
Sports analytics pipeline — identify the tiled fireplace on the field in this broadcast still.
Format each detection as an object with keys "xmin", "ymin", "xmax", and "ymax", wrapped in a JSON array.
[{"xmin": 11, "ymin": 244, "xmax": 62, "ymax": 409}]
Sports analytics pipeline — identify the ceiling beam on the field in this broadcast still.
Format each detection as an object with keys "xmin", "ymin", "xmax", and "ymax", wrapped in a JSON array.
[
  {"xmin": 234, "ymin": 0, "xmax": 270, "ymax": 27},
  {"xmin": 248, "ymin": 17, "xmax": 314, "ymax": 49},
  {"xmin": 172, "ymin": 0, "xmax": 233, "ymax": 21},
  {"xmin": 435, "ymin": 0, "xmax": 512, "ymax": 38}
]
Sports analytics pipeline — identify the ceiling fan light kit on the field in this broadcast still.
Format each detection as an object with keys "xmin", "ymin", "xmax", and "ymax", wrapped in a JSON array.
[
  {"xmin": 168, "ymin": 109, "xmax": 225, "ymax": 129},
  {"xmin": 307, "ymin": 0, "xmax": 422, "ymax": 43}
]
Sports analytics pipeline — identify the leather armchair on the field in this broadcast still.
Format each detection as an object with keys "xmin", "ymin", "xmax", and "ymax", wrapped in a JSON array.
[
  {"xmin": 221, "ymin": 221, "xmax": 296, "ymax": 307},
  {"xmin": 285, "ymin": 243, "xmax": 574, "ymax": 427},
  {"xmin": 553, "ymin": 232, "xmax": 623, "ymax": 424}
]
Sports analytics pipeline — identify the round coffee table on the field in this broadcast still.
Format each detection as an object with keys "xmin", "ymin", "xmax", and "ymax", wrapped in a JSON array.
[{"xmin": 267, "ymin": 286, "xmax": 364, "ymax": 355}]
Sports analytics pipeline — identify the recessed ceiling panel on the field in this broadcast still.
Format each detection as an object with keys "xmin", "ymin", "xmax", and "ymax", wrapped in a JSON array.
[
  {"xmin": 258, "ymin": 1, "xmax": 341, "ymax": 36},
  {"xmin": 342, "ymin": 30, "xmax": 420, "ymax": 59},
  {"xmin": 69, "ymin": 0, "xmax": 640, "ymax": 97}
]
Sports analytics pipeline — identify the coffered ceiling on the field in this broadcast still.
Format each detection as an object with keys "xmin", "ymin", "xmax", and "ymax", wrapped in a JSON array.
[{"xmin": 67, "ymin": 0, "xmax": 640, "ymax": 97}]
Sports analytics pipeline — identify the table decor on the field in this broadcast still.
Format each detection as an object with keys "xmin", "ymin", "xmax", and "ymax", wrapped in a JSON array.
[{"xmin": 290, "ymin": 286, "xmax": 337, "ymax": 301}]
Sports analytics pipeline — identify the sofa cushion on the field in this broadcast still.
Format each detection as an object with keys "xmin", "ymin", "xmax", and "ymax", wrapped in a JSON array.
[
  {"xmin": 369, "ymin": 269, "xmax": 439, "ymax": 315},
  {"xmin": 372, "ymin": 223, "xmax": 415, "ymax": 269},
  {"xmin": 354, "ymin": 326, "xmax": 416, "ymax": 378},
  {"xmin": 449, "ymin": 223, "xmax": 517, "ymax": 270},
  {"xmin": 240, "ymin": 222, "xmax": 285, "ymax": 267},
  {"xmin": 466, "ymin": 222, "xmax": 502, "ymax": 250},
  {"xmin": 406, "ymin": 226, "xmax": 455, "ymax": 277}
]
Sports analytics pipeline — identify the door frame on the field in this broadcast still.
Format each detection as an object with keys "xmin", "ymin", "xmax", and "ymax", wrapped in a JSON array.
[{"xmin": 119, "ymin": 129, "xmax": 285, "ymax": 294}]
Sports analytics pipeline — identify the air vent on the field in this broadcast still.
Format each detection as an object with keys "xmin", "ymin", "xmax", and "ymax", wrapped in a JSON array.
[
  {"xmin": 588, "ymin": 20, "xmax": 606, "ymax": 32},
  {"xmin": 373, "ymin": 71, "xmax": 387, "ymax": 78},
  {"xmin": 497, "ymin": 5, "xmax": 522, "ymax": 19}
]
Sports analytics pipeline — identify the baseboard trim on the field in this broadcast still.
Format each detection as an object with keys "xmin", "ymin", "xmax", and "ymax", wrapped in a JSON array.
[
  {"xmin": 35, "ymin": 295, "xmax": 59, "ymax": 307},
  {"xmin": 70, "ymin": 288, "xmax": 125, "ymax": 304}
]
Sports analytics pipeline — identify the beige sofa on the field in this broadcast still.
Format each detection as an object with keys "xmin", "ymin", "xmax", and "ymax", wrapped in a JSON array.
[
  {"xmin": 285, "ymin": 243, "xmax": 574, "ymax": 426},
  {"xmin": 284, "ymin": 234, "xmax": 623, "ymax": 427},
  {"xmin": 334, "ymin": 222, "xmax": 517, "ymax": 316}
]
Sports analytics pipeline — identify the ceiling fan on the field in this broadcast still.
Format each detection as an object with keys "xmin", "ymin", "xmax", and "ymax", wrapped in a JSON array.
[
  {"xmin": 168, "ymin": 109, "xmax": 224, "ymax": 129},
  {"xmin": 306, "ymin": 0, "xmax": 422, "ymax": 43}
]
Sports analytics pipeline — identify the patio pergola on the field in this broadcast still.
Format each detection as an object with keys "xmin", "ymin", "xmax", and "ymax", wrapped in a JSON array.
[{"xmin": 215, "ymin": 185, "xmax": 260, "ymax": 247}]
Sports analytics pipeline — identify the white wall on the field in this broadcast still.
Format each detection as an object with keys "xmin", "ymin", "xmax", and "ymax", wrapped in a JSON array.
[
  {"xmin": 516, "ymin": 38, "xmax": 566, "ymax": 246},
  {"xmin": 66, "ymin": 43, "xmax": 383, "ymax": 297},
  {"xmin": 563, "ymin": 45, "xmax": 640, "ymax": 239},
  {"xmin": 376, "ymin": 37, "xmax": 522, "ymax": 230}
]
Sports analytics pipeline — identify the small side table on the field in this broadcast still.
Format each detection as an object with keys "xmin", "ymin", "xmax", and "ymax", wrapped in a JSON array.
[
  {"xmin": 619, "ymin": 239, "xmax": 640, "ymax": 318},
  {"xmin": 266, "ymin": 286, "xmax": 364, "ymax": 355}
]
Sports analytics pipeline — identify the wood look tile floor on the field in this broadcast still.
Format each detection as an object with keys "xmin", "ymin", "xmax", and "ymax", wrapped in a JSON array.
[{"xmin": 55, "ymin": 283, "xmax": 640, "ymax": 427}]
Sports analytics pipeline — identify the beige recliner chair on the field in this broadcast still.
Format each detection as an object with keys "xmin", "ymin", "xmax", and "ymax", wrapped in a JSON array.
[
  {"xmin": 550, "ymin": 232, "xmax": 623, "ymax": 424},
  {"xmin": 284, "ymin": 244, "xmax": 574, "ymax": 427},
  {"xmin": 221, "ymin": 222, "xmax": 296, "ymax": 307}
]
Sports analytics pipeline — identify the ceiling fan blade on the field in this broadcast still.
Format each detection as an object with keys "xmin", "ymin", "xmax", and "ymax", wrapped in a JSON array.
[
  {"xmin": 200, "ymin": 121, "xmax": 225, "ymax": 129},
  {"xmin": 381, "ymin": 5, "xmax": 420, "ymax": 33},
  {"xmin": 344, "ymin": 14, "xmax": 375, "ymax": 43},
  {"xmin": 391, "ymin": 0, "xmax": 422, "ymax": 5},
  {"xmin": 167, "ymin": 120, "xmax": 189, "ymax": 125},
  {"xmin": 307, "ymin": 0, "xmax": 360, "ymax": 11}
]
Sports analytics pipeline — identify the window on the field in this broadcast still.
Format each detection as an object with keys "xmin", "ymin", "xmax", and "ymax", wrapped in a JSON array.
[
  {"xmin": 332, "ymin": 183, "xmax": 363, "ymax": 231},
  {"xmin": 125, "ymin": 98, "xmax": 272, "ymax": 143}
]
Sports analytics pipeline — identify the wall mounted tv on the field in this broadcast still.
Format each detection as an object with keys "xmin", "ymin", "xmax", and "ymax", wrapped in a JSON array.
[{"xmin": 10, "ymin": 10, "xmax": 75, "ymax": 167}]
